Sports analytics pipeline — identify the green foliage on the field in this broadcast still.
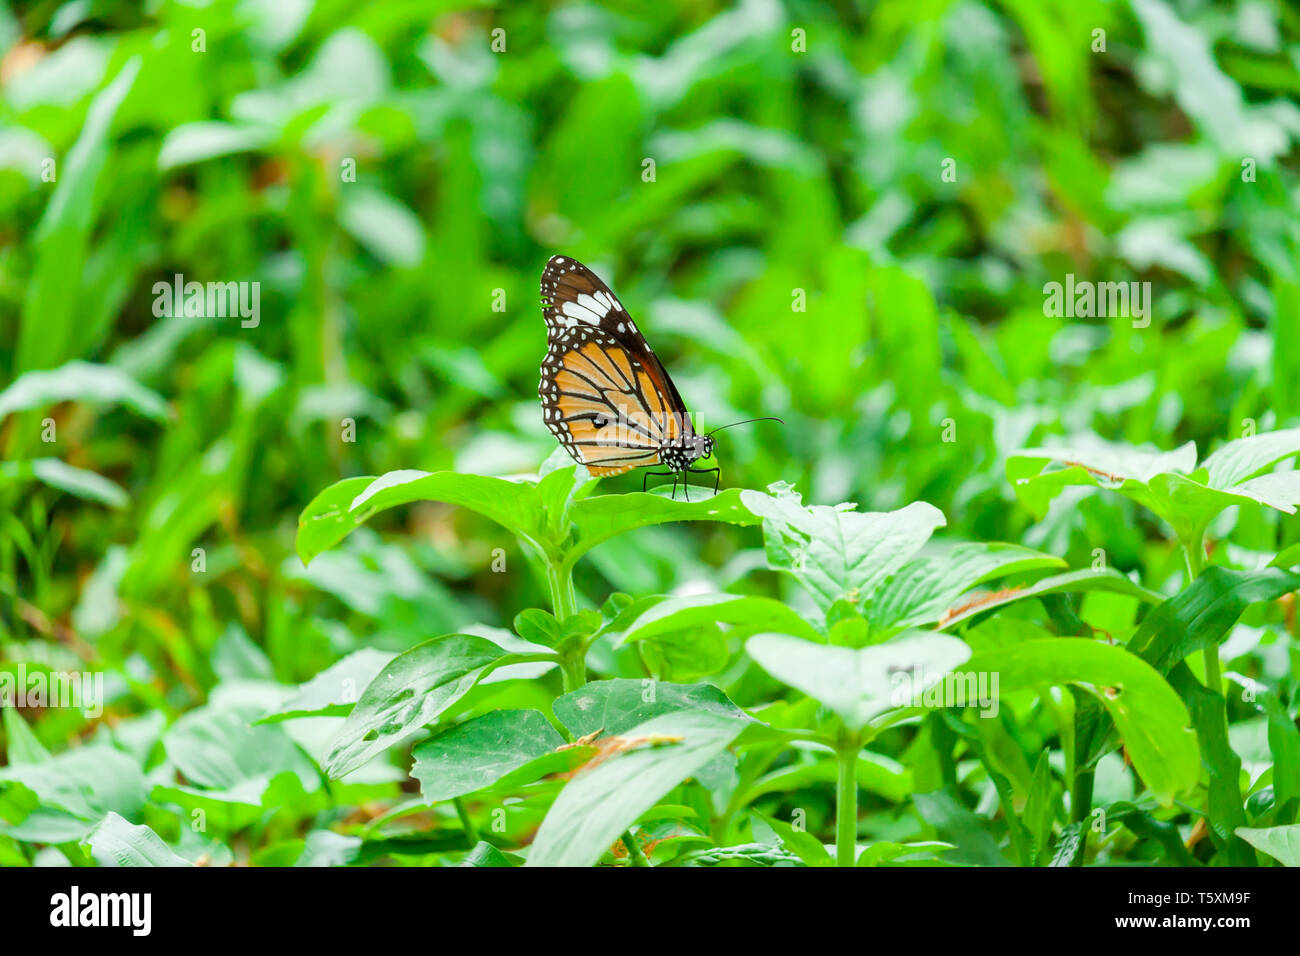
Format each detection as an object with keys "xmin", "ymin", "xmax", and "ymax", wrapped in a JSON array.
[{"xmin": 2, "ymin": 0, "xmax": 1299, "ymax": 869}]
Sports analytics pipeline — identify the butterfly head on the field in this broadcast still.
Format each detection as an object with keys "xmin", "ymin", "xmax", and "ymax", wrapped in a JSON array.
[{"xmin": 660, "ymin": 434, "xmax": 714, "ymax": 472}]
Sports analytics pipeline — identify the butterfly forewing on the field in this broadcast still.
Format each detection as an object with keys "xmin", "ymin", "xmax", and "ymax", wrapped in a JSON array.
[{"xmin": 538, "ymin": 255, "xmax": 692, "ymax": 475}]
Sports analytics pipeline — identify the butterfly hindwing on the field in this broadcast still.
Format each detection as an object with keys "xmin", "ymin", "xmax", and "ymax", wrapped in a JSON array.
[{"xmin": 539, "ymin": 255, "xmax": 690, "ymax": 475}]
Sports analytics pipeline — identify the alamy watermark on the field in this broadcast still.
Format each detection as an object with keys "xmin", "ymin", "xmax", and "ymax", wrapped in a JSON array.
[
  {"xmin": 152, "ymin": 273, "xmax": 260, "ymax": 328},
  {"xmin": 1043, "ymin": 274, "xmax": 1150, "ymax": 328},
  {"xmin": 890, "ymin": 665, "xmax": 999, "ymax": 717},
  {"xmin": 0, "ymin": 664, "xmax": 104, "ymax": 717}
]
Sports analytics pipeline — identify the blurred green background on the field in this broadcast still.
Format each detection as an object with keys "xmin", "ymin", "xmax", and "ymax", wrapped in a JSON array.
[{"xmin": 1, "ymin": 0, "xmax": 1299, "ymax": 737}]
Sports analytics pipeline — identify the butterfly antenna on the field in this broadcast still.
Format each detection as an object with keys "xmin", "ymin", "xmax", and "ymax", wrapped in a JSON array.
[{"xmin": 705, "ymin": 417, "xmax": 785, "ymax": 437}]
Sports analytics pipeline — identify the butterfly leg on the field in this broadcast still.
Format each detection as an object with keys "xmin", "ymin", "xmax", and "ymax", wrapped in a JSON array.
[
  {"xmin": 643, "ymin": 470, "xmax": 673, "ymax": 493},
  {"xmin": 688, "ymin": 467, "xmax": 720, "ymax": 495}
]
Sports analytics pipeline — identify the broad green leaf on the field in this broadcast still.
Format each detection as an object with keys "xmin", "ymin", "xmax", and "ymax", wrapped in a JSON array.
[
  {"xmin": 1202, "ymin": 427, "xmax": 1300, "ymax": 487},
  {"xmin": 165, "ymin": 703, "xmax": 318, "ymax": 793},
  {"xmin": 912, "ymin": 789, "xmax": 1008, "ymax": 866},
  {"xmin": 85, "ymin": 812, "xmax": 190, "ymax": 867},
  {"xmin": 566, "ymin": 487, "xmax": 762, "ymax": 561},
  {"xmin": 741, "ymin": 483, "xmax": 946, "ymax": 612},
  {"xmin": 410, "ymin": 709, "xmax": 565, "ymax": 804},
  {"xmin": 1127, "ymin": 567, "xmax": 1300, "ymax": 673},
  {"xmin": 0, "ymin": 361, "xmax": 168, "ymax": 421},
  {"xmin": 936, "ymin": 568, "xmax": 1163, "ymax": 630},
  {"xmin": 525, "ymin": 710, "xmax": 749, "ymax": 867},
  {"xmin": 869, "ymin": 541, "xmax": 1068, "ymax": 632},
  {"xmin": 1235, "ymin": 825, "xmax": 1300, "ymax": 866},
  {"xmin": 663, "ymin": 843, "xmax": 801, "ymax": 867},
  {"xmin": 339, "ymin": 186, "xmax": 427, "ymax": 267},
  {"xmin": 1009, "ymin": 431, "xmax": 1300, "ymax": 536},
  {"xmin": 1168, "ymin": 665, "xmax": 1254, "ymax": 864},
  {"xmin": 324, "ymin": 633, "xmax": 527, "ymax": 778},
  {"xmin": 297, "ymin": 471, "xmax": 549, "ymax": 565},
  {"xmin": 746, "ymin": 630, "xmax": 971, "ymax": 731},
  {"xmin": 297, "ymin": 466, "xmax": 761, "ymax": 567},
  {"xmin": 1, "ymin": 708, "xmax": 50, "ymax": 764},
  {"xmin": 752, "ymin": 811, "xmax": 832, "ymax": 866},
  {"xmin": 513, "ymin": 608, "xmax": 602, "ymax": 649},
  {"xmin": 856, "ymin": 840, "xmax": 954, "ymax": 866},
  {"xmin": 614, "ymin": 593, "xmax": 822, "ymax": 645},
  {"xmin": 460, "ymin": 842, "xmax": 518, "ymax": 867},
  {"xmin": 158, "ymin": 121, "xmax": 274, "ymax": 170},
  {"xmin": 256, "ymin": 648, "xmax": 397, "ymax": 723},
  {"xmin": 0, "ymin": 458, "xmax": 129, "ymax": 507},
  {"xmin": 18, "ymin": 58, "xmax": 140, "ymax": 372},
  {"xmin": 294, "ymin": 830, "xmax": 361, "ymax": 867},
  {"xmin": 0, "ymin": 744, "xmax": 145, "ymax": 831},
  {"xmin": 1106, "ymin": 801, "xmax": 1198, "ymax": 866},
  {"xmin": 552, "ymin": 678, "xmax": 751, "ymax": 738},
  {"xmin": 1007, "ymin": 438, "xmax": 1196, "ymax": 520},
  {"xmin": 955, "ymin": 639, "xmax": 1198, "ymax": 805}
]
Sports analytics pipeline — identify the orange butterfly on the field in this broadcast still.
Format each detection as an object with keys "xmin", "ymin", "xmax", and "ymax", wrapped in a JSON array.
[{"xmin": 537, "ymin": 255, "xmax": 777, "ymax": 499}]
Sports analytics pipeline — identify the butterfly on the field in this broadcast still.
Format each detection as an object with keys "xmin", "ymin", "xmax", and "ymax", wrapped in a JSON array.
[{"xmin": 537, "ymin": 254, "xmax": 778, "ymax": 500}]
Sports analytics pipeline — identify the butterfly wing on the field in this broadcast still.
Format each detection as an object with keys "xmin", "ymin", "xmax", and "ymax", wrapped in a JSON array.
[{"xmin": 539, "ymin": 255, "xmax": 691, "ymax": 476}]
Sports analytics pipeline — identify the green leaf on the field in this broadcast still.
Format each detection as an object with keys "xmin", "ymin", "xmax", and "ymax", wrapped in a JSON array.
[
  {"xmin": 85, "ymin": 812, "xmax": 191, "ymax": 867},
  {"xmin": 0, "ymin": 744, "xmax": 146, "ymax": 833},
  {"xmin": 552, "ymin": 678, "xmax": 752, "ymax": 738},
  {"xmin": 297, "ymin": 471, "xmax": 551, "ymax": 565},
  {"xmin": 1168, "ymin": 665, "xmax": 1254, "ymax": 864},
  {"xmin": 525, "ymin": 710, "xmax": 749, "ymax": 867},
  {"xmin": 459, "ymin": 841, "xmax": 519, "ymax": 867},
  {"xmin": 513, "ymin": 608, "xmax": 601, "ymax": 649},
  {"xmin": 614, "ymin": 593, "xmax": 822, "ymax": 645},
  {"xmin": 0, "ymin": 361, "xmax": 168, "ymax": 421},
  {"xmin": 410, "ymin": 709, "xmax": 565, "ymax": 804},
  {"xmin": 752, "ymin": 811, "xmax": 833, "ymax": 866},
  {"xmin": 936, "ymin": 568, "xmax": 1164, "ymax": 630},
  {"xmin": 158, "ymin": 121, "xmax": 274, "ymax": 170},
  {"xmin": 297, "ymin": 466, "xmax": 760, "ymax": 568},
  {"xmin": 746, "ymin": 630, "xmax": 971, "ymax": 731},
  {"xmin": 1021, "ymin": 752, "xmax": 1060, "ymax": 867},
  {"xmin": 856, "ymin": 840, "xmax": 954, "ymax": 866},
  {"xmin": 1127, "ymin": 567, "xmax": 1300, "ymax": 673},
  {"xmin": 18, "ymin": 57, "xmax": 140, "ymax": 372},
  {"xmin": 294, "ymin": 830, "xmax": 361, "ymax": 867},
  {"xmin": 256, "ymin": 649, "xmax": 397, "ymax": 723},
  {"xmin": 324, "ymin": 633, "xmax": 524, "ymax": 778},
  {"xmin": 1, "ymin": 708, "xmax": 50, "ymax": 764},
  {"xmin": 869, "ymin": 541, "xmax": 1068, "ymax": 632},
  {"xmin": 1202, "ymin": 427, "xmax": 1300, "ymax": 487},
  {"xmin": 912, "ymin": 789, "xmax": 1008, "ymax": 866},
  {"xmin": 0, "ymin": 458, "xmax": 129, "ymax": 507},
  {"xmin": 165, "ymin": 703, "xmax": 318, "ymax": 794},
  {"xmin": 741, "ymin": 483, "xmax": 946, "ymax": 612},
  {"xmin": 955, "ymin": 639, "xmax": 1199, "ymax": 805},
  {"xmin": 566, "ymin": 486, "xmax": 762, "ymax": 562},
  {"xmin": 339, "ymin": 186, "xmax": 427, "ymax": 267},
  {"xmin": 1235, "ymin": 825, "xmax": 1300, "ymax": 866},
  {"xmin": 1008, "ymin": 432, "xmax": 1300, "ymax": 536}
]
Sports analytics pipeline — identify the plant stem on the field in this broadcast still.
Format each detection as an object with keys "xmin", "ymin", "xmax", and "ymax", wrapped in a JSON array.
[
  {"xmin": 545, "ymin": 559, "xmax": 577, "ymax": 619},
  {"xmin": 559, "ymin": 653, "xmax": 586, "ymax": 694},
  {"xmin": 452, "ymin": 796, "xmax": 479, "ymax": 845},
  {"xmin": 545, "ymin": 558, "xmax": 587, "ymax": 692},
  {"xmin": 1181, "ymin": 531, "xmax": 1221, "ymax": 693},
  {"xmin": 622, "ymin": 830, "xmax": 649, "ymax": 867},
  {"xmin": 834, "ymin": 734, "xmax": 860, "ymax": 868},
  {"xmin": 1068, "ymin": 765, "xmax": 1095, "ymax": 867}
]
